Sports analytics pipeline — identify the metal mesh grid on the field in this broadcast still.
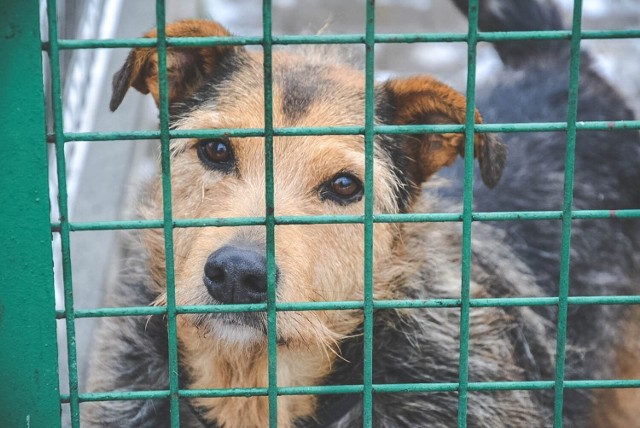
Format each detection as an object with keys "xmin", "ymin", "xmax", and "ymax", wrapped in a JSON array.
[{"xmin": 5, "ymin": 0, "xmax": 639, "ymax": 427}]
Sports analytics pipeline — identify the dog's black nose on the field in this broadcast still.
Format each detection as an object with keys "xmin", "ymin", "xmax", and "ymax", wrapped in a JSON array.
[{"xmin": 204, "ymin": 246, "xmax": 270, "ymax": 304}]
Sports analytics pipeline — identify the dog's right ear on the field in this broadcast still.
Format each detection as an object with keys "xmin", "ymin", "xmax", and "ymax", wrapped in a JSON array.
[
  {"xmin": 383, "ymin": 76, "xmax": 506, "ymax": 189},
  {"xmin": 110, "ymin": 19, "xmax": 241, "ymax": 112}
]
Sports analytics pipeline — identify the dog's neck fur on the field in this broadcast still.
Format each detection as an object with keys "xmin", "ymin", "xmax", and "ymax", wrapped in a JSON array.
[{"xmin": 178, "ymin": 322, "xmax": 335, "ymax": 428}]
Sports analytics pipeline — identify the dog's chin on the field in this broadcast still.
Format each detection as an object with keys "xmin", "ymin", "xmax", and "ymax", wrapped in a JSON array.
[
  {"xmin": 193, "ymin": 313, "xmax": 267, "ymax": 345},
  {"xmin": 211, "ymin": 320, "xmax": 264, "ymax": 345}
]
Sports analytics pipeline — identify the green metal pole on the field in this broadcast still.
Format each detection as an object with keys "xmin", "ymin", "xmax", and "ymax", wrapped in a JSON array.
[
  {"xmin": 153, "ymin": 2, "xmax": 181, "ymax": 426},
  {"xmin": 458, "ymin": 1, "xmax": 480, "ymax": 425},
  {"xmin": 0, "ymin": 1, "xmax": 61, "ymax": 426},
  {"xmin": 45, "ymin": 0, "xmax": 83, "ymax": 424},
  {"xmin": 553, "ymin": 0, "xmax": 583, "ymax": 426},
  {"xmin": 262, "ymin": 1, "xmax": 279, "ymax": 426},
  {"xmin": 362, "ymin": 1, "xmax": 376, "ymax": 426}
]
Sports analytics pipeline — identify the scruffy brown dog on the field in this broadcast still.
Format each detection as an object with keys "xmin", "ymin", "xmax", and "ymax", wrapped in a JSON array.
[{"xmin": 85, "ymin": 0, "xmax": 640, "ymax": 426}]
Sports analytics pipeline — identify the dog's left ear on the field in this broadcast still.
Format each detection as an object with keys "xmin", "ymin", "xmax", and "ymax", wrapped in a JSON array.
[
  {"xmin": 383, "ymin": 76, "xmax": 506, "ymax": 188},
  {"xmin": 110, "ymin": 19, "xmax": 241, "ymax": 112}
]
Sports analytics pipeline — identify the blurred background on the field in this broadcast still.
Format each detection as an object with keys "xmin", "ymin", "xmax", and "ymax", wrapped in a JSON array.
[{"xmin": 43, "ymin": 0, "xmax": 639, "ymax": 425}]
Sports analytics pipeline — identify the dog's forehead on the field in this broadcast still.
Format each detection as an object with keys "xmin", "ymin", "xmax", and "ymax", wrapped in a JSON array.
[
  {"xmin": 274, "ymin": 52, "xmax": 367, "ymax": 123},
  {"xmin": 180, "ymin": 51, "xmax": 368, "ymax": 129}
]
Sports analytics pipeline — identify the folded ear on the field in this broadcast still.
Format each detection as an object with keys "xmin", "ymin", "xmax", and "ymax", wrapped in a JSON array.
[
  {"xmin": 110, "ymin": 19, "xmax": 241, "ymax": 112},
  {"xmin": 383, "ymin": 75, "xmax": 506, "ymax": 188}
]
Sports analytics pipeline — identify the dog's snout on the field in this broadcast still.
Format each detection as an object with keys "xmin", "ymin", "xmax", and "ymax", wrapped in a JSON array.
[{"xmin": 204, "ymin": 246, "xmax": 271, "ymax": 304}]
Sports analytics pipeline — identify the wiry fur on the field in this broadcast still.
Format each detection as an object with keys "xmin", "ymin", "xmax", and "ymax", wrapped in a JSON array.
[
  {"xmin": 447, "ymin": 0, "xmax": 640, "ymax": 425},
  {"xmin": 85, "ymin": 1, "xmax": 640, "ymax": 427}
]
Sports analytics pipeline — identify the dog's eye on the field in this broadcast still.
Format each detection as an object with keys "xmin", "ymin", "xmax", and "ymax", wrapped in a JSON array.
[
  {"xmin": 197, "ymin": 139, "xmax": 234, "ymax": 172},
  {"xmin": 321, "ymin": 173, "xmax": 363, "ymax": 204}
]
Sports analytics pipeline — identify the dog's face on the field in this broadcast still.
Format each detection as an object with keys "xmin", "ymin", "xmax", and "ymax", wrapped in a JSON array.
[{"xmin": 111, "ymin": 20, "xmax": 505, "ymax": 350}]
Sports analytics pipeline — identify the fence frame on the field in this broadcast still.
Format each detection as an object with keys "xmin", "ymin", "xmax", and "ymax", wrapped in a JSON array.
[{"xmin": 0, "ymin": 2, "xmax": 61, "ymax": 426}]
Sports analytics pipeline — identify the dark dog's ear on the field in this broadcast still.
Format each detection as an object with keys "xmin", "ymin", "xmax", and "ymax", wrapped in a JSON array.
[
  {"xmin": 110, "ymin": 19, "xmax": 241, "ymax": 112},
  {"xmin": 383, "ymin": 76, "xmax": 506, "ymax": 188}
]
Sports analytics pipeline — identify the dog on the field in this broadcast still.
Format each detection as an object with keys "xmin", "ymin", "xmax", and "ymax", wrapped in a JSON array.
[{"xmin": 85, "ymin": 0, "xmax": 640, "ymax": 426}]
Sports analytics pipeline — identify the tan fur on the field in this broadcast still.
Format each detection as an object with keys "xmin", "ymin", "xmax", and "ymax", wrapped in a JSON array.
[
  {"xmin": 178, "ymin": 320, "xmax": 323, "ymax": 427},
  {"xmin": 592, "ymin": 305, "xmax": 640, "ymax": 428}
]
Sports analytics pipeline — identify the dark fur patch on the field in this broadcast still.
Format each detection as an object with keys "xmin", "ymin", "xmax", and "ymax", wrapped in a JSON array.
[
  {"xmin": 110, "ymin": 50, "xmax": 138, "ymax": 112},
  {"xmin": 170, "ymin": 49, "xmax": 251, "ymax": 123},
  {"xmin": 452, "ymin": 0, "xmax": 565, "ymax": 68},
  {"xmin": 374, "ymin": 88, "xmax": 416, "ymax": 212},
  {"xmin": 278, "ymin": 65, "xmax": 331, "ymax": 122},
  {"xmin": 441, "ymin": 0, "xmax": 640, "ymax": 424}
]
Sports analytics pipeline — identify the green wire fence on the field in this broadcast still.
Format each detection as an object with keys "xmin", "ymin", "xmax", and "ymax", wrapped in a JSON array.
[{"xmin": 2, "ymin": 0, "xmax": 640, "ymax": 427}]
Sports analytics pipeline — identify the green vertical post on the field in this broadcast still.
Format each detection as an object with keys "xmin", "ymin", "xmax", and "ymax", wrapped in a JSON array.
[
  {"xmin": 46, "ymin": 0, "xmax": 81, "ymax": 425},
  {"xmin": 553, "ymin": 1, "xmax": 583, "ymax": 426},
  {"xmin": 363, "ymin": 1, "xmax": 376, "ymax": 427},
  {"xmin": 261, "ymin": 0, "xmax": 279, "ymax": 427},
  {"xmin": 0, "ymin": 1, "xmax": 61, "ymax": 427},
  {"xmin": 154, "ymin": 1, "xmax": 181, "ymax": 426},
  {"xmin": 458, "ymin": 1, "xmax": 480, "ymax": 426}
]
